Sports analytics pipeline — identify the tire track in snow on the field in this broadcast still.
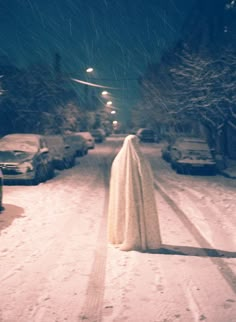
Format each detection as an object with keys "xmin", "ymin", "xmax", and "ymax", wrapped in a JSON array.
[
  {"xmin": 79, "ymin": 156, "xmax": 110, "ymax": 322},
  {"xmin": 0, "ymin": 153, "xmax": 110, "ymax": 322},
  {"xmin": 161, "ymin": 177, "xmax": 236, "ymax": 247},
  {"xmin": 154, "ymin": 178, "xmax": 236, "ymax": 295}
]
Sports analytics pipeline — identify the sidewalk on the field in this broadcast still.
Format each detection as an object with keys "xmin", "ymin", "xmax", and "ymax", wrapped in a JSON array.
[{"xmin": 219, "ymin": 158, "xmax": 236, "ymax": 179}]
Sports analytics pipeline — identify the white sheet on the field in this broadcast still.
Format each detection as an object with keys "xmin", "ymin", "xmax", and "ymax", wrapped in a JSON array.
[{"xmin": 107, "ymin": 135, "xmax": 161, "ymax": 251}]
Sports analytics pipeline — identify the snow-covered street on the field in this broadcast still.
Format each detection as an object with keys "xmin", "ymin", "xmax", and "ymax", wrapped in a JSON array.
[{"xmin": 0, "ymin": 136, "xmax": 236, "ymax": 322}]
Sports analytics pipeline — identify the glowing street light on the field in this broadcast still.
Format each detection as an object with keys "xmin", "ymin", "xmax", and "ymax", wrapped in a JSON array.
[
  {"xmin": 86, "ymin": 67, "xmax": 94, "ymax": 73},
  {"xmin": 106, "ymin": 101, "xmax": 113, "ymax": 106},
  {"xmin": 111, "ymin": 110, "xmax": 116, "ymax": 114},
  {"xmin": 101, "ymin": 91, "xmax": 109, "ymax": 96}
]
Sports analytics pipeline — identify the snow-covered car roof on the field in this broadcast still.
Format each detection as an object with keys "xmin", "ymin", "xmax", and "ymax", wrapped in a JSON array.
[
  {"xmin": 172, "ymin": 137, "xmax": 210, "ymax": 150},
  {"xmin": 45, "ymin": 135, "xmax": 64, "ymax": 146},
  {"xmin": 0, "ymin": 134, "xmax": 43, "ymax": 153},
  {"xmin": 78, "ymin": 132, "xmax": 94, "ymax": 139},
  {"xmin": 174, "ymin": 141, "xmax": 210, "ymax": 151},
  {"xmin": 3, "ymin": 133, "xmax": 42, "ymax": 140},
  {"xmin": 64, "ymin": 133, "xmax": 85, "ymax": 142}
]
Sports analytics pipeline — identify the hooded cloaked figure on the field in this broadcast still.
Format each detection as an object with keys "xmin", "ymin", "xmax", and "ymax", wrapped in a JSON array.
[{"xmin": 107, "ymin": 135, "xmax": 161, "ymax": 251}]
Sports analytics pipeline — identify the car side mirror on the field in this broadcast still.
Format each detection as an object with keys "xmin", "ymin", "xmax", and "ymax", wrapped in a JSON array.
[{"xmin": 40, "ymin": 147, "xmax": 49, "ymax": 154}]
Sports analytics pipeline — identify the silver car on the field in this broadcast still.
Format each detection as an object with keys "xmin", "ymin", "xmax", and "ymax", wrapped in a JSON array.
[
  {"xmin": 169, "ymin": 137, "xmax": 216, "ymax": 175},
  {"xmin": 0, "ymin": 134, "xmax": 54, "ymax": 184}
]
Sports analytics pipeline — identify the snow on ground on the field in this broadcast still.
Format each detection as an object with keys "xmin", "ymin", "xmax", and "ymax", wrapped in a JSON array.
[{"xmin": 0, "ymin": 136, "xmax": 236, "ymax": 322}]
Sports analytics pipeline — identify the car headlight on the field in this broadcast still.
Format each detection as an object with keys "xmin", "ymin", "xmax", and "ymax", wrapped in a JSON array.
[{"xmin": 17, "ymin": 161, "xmax": 34, "ymax": 173}]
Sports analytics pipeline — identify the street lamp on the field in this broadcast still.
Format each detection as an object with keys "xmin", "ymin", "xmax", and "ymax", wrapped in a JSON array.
[
  {"xmin": 86, "ymin": 67, "xmax": 94, "ymax": 73},
  {"xmin": 106, "ymin": 101, "xmax": 113, "ymax": 106},
  {"xmin": 84, "ymin": 68, "xmax": 94, "ymax": 109}
]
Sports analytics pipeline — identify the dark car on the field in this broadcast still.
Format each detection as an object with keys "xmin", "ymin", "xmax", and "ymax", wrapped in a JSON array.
[
  {"xmin": 168, "ymin": 137, "xmax": 216, "ymax": 175},
  {"xmin": 45, "ymin": 135, "xmax": 76, "ymax": 170},
  {"xmin": 0, "ymin": 134, "xmax": 54, "ymax": 184},
  {"xmin": 90, "ymin": 129, "xmax": 106, "ymax": 143},
  {"xmin": 136, "ymin": 128, "xmax": 156, "ymax": 142}
]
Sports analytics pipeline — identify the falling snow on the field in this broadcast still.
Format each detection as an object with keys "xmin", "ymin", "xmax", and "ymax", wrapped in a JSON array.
[{"xmin": 0, "ymin": 0, "xmax": 196, "ymax": 121}]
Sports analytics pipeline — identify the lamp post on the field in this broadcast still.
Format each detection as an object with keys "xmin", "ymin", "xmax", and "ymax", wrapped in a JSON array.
[{"xmin": 84, "ymin": 68, "xmax": 94, "ymax": 109}]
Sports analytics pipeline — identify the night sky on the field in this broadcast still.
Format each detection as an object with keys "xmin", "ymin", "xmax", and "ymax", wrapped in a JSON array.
[{"xmin": 0, "ymin": 0, "xmax": 196, "ymax": 122}]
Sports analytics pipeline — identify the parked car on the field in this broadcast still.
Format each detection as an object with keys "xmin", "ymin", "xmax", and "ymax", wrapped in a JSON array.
[
  {"xmin": 64, "ymin": 133, "xmax": 88, "ymax": 157},
  {"xmin": 45, "ymin": 135, "xmax": 76, "ymax": 170},
  {"xmin": 0, "ymin": 133, "xmax": 54, "ymax": 184},
  {"xmin": 167, "ymin": 137, "xmax": 216, "ymax": 175},
  {"xmin": 136, "ymin": 128, "xmax": 156, "ymax": 142},
  {"xmin": 162, "ymin": 137, "xmax": 203, "ymax": 163},
  {"xmin": 90, "ymin": 129, "xmax": 106, "ymax": 143},
  {"xmin": 79, "ymin": 131, "xmax": 95, "ymax": 149}
]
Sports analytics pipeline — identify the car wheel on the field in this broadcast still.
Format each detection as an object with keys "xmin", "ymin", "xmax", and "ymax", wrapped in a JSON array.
[
  {"xmin": 176, "ymin": 166, "xmax": 183, "ymax": 174},
  {"xmin": 63, "ymin": 158, "xmax": 70, "ymax": 169},
  {"xmin": 64, "ymin": 157, "xmax": 74, "ymax": 169},
  {"xmin": 70, "ymin": 156, "xmax": 76, "ymax": 168},
  {"xmin": 77, "ymin": 150, "xmax": 83, "ymax": 157},
  {"xmin": 47, "ymin": 164, "xmax": 55, "ymax": 180},
  {"xmin": 171, "ymin": 162, "xmax": 176, "ymax": 170},
  {"xmin": 30, "ymin": 166, "xmax": 43, "ymax": 185},
  {"xmin": 209, "ymin": 167, "xmax": 217, "ymax": 175}
]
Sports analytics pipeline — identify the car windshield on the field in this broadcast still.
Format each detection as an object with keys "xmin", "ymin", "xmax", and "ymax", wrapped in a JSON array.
[{"xmin": 0, "ymin": 150, "xmax": 31, "ymax": 159}]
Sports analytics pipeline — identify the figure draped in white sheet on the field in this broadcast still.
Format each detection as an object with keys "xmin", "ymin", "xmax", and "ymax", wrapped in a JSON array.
[{"xmin": 107, "ymin": 135, "xmax": 161, "ymax": 251}]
